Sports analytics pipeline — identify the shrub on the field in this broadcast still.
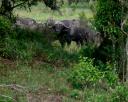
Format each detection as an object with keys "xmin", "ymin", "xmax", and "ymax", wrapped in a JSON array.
[
  {"xmin": 111, "ymin": 85, "xmax": 128, "ymax": 102},
  {"xmin": 79, "ymin": 44, "xmax": 95, "ymax": 58},
  {"xmin": 70, "ymin": 89, "xmax": 80, "ymax": 99},
  {"xmin": 0, "ymin": 37, "xmax": 18, "ymax": 59},
  {"xmin": 103, "ymin": 63, "xmax": 118, "ymax": 86},
  {"xmin": 68, "ymin": 57, "xmax": 118, "ymax": 89},
  {"xmin": 0, "ymin": 25, "xmax": 41, "ymax": 60},
  {"xmin": 0, "ymin": 16, "xmax": 18, "ymax": 59},
  {"xmin": 0, "ymin": 16, "xmax": 13, "ymax": 38},
  {"xmin": 68, "ymin": 57, "xmax": 103, "ymax": 89},
  {"xmin": 0, "ymin": 36, "xmax": 36, "ymax": 60},
  {"xmin": 0, "ymin": 96, "xmax": 13, "ymax": 102}
]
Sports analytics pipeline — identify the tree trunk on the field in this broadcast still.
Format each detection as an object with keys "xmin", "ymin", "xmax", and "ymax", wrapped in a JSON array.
[
  {"xmin": 0, "ymin": 0, "xmax": 13, "ymax": 18},
  {"xmin": 126, "ymin": 37, "xmax": 128, "ymax": 80},
  {"xmin": 117, "ymin": 36, "xmax": 127, "ymax": 82}
]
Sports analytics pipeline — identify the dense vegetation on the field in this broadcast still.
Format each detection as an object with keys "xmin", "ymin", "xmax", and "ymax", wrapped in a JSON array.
[{"xmin": 0, "ymin": 0, "xmax": 128, "ymax": 102}]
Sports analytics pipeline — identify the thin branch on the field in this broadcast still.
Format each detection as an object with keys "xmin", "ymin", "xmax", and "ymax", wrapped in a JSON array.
[
  {"xmin": 0, "ymin": 84, "xmax": 28, "ymax": 93},
  {"xmin": 11, "ymin": 1, "xmax": 28, "ymax": 9},
  {"xmin": 121, "ymin": 14, "xmax": 128, "ymax": 30},
  {"xmin": 119, "ymin": 29, "xmax": 128, "ymax": 36}
]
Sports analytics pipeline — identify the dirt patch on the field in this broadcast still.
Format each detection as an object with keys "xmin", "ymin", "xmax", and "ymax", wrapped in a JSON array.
[
  {"xmin": 27, "ymin": 94, "xmax": 62, "ymax": 102},
  {"xmin": 0, "ymin": 57, "xmax": 16, "ymax": 68},
  {"xmin": 29, "ymin": 55, "xmax": 66, "ymax": 69},
  {"xmin": 0, "ymin": 57, "xmax": 16, "ymax": 76},
  {"xmin": 27, "ymin": 90, "xmax": 62, "ymax": 102}
]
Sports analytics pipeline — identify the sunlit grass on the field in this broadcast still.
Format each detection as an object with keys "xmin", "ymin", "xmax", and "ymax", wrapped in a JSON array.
[{"xmin": 14, "ymin": 3, "xmax": 93, "ymax": 22}]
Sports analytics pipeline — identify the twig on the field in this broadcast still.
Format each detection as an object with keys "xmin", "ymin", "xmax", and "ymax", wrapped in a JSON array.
[
  {"xmin": 121, "ymin": 14, "xmax": 128, "ymax": 30},
  {"xmin": 119, "ymin": 29, "xmax": 128, "ymax": 36},
  {"xmin": 11, "ymin": 1, "xmax": 27, "ymax": 9},
  {"xmin": 0, "ymin": 84, "xmax": 28, "ymax": 93}
]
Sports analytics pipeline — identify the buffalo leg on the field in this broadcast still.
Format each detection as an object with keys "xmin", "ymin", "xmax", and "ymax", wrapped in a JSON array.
[{"xmin": 59, "ymin": 39, "xmax": 65, "ymax": 47}]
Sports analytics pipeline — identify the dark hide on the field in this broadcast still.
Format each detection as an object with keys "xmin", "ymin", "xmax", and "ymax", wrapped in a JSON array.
[
  {"xmin": 53, "ymin": 24, "xmax": 71, "ymax": 47},
  {"xmin": 71, "ymin": 27, "xmax": 88, "ymax": 45},
  {"xmin": 61, "ymin": 20, "xmax": 73, "ymax": 28},
  {"xmin": 52, "ymin": 20, "xmax": 102, "ymax": 47},
  {"xmin": 15, "ymin": 17, "xmax": 36, "ymax": 26}
]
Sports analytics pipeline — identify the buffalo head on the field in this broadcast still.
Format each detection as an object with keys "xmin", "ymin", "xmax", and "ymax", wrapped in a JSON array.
[{"xmin": 52, "ymin": 21, "xmax": 70, "ymax": 33}]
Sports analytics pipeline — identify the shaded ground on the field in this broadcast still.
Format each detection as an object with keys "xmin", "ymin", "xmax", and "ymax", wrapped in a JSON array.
[
  {"xmin": 27, "ymin": 88, "xmax": 63, "ymax": 102},
  {"xmin": 0, "ymin": 57, "xmax": 74, "ymax": 102}
]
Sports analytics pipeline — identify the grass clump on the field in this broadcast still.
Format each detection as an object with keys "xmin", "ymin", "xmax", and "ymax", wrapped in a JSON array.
[
  {"xmin": 111, "ymin": 85, "xmax": 128, "ymax": 102},
  {"xmin": 0, "ymin": 16, "xmax": 13, "ymax": 37}
]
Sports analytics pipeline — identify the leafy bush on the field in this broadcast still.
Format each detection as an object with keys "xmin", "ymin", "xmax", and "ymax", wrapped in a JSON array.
[
  {"xmin": 79, "ymin": 44, "xmax": 95, "ymax": 58},
  {"xmin": 68, "ymin": 57, "xmax": 118, "ymax": 89},
  {"xmin": 0, "ymin": 36, "xmax": 36, "ymax": 60},
  {"xmin": 69, "ymin": 89, "xmax": 80, "ymax": 99},
  {"xmin": 111, "ymin": 85, "xmax": 128, "ymax": 102},
  {"xmin": 0, "ymin": 24, "xmax": 41, "ymax": 60},
  {"xmin": 0, "ymin": 37, "xmax": 18, "ymax": 59},
  {"xmin": 0, "ymin": 16, "xmax": 17, "ymax": 59},
  {"xmin": 0, "ymin": 96, "xmax": 13, "ymax": 102},
  {"xmin": 104, "ymin": 63, "xmax": 118, "ymax": 86},
  {"xmin": 0, "ymin": 16, "xmax": 13, "ymax": 38},
  {"xmin": 68, "ymin": 57, "xmax": 103, "ymax": 89}
]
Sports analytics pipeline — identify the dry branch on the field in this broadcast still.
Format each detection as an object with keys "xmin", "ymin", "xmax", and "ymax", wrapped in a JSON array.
[{"xmin": 0, "ymin": 84, "xmax": 28, "ymax": 93}]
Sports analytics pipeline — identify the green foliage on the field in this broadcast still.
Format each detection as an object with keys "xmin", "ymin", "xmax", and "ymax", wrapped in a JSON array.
[
  {"xmin": 111, "ymin": 85, "xmax": 128, "ymax": 102},
  {"xmin": 94, "ymin": 0, "xmax": 123, "ymax": 59},
  {"xmin": 103, "ymin": 63, "xmax": 118, "ymax": 86},
  {"xmin": 0, "ymin": 27, "xmax": 41, "ymax": 60},
  {"xmin": 95, "ymin": 61, "xmax": 118, "ymax": 86},
  {"xmin": 68, "ymin": 57, "xmax": 103, "ymax": 89},
  {"xmin": 0, "ymin": 97, "xmax": 13, "ymax": 102},
  {"xmin": 95, "ymin": 0, "xmax": 123, "ymax": 42},
  {"xmin": 70, "ymin": 89, "xmax": 80, "ymax": 99},
  {"xmin": 94, "ymin": 0, "xmax": 128, "ymax": 82},
  {"xmin": 0, "ymin": 16, "xmax": 13, "ymax": 38},
  {"xmin": 0, "ymin": 16, "xmax": 17, "ymax": 59},
  {"xmin": 94, "ymin": 0, "xmax": 126, "ymax": 78},
  {"xmin": 68, "ymin": 57, "xmax": 118, "ymax": 89},
  {"xmin": 0, "ymin": 36, "xmax": 36, "ymax": 60},
  {"xmin": 79, "ymin": 44, "xmax": 95, "ymax": 58},
  {"xmin": 95, "ymin": 0, "xmax": 124, "ymax": 43},
  {"xmin": 0, "ymin": 0, "xmax": 63, "ymax": 19},
  {"xmin": 95, "ymin": 0, "xmax": 122, "ymax": 34}
]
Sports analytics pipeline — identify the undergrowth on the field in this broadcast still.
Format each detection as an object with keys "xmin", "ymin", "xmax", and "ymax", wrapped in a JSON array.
[{"xmin": 0, "ymin": 16, "xmax": 128, "ymax": 102}]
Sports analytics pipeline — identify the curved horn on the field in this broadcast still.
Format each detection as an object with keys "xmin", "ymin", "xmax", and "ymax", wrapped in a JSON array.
[{"xmin": 54, "ymin": 21, "xmax": 70, "ymax": 29}]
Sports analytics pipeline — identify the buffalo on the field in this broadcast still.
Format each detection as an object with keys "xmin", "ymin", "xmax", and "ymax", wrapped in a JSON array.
[
  {"xmin": 14, "ymin": 17, "xmax": 48, "ymax": 32},
  {"xmin": 52, "ymin": 21, "xmax": 72, "ymax": 47},
  {"xmin": 14, "ymin": 17, "xmax": 38, "ymax": 30},
  {"xmin": 51, "ymin": 20, "xmax": 102, "ymax": 47}
]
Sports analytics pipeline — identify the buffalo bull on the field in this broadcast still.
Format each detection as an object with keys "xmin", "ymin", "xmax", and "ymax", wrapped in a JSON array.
[
  {"xmin": 52, "ymin": 21, "xmax": 72, "ymax": 47},
  {"xmin": 52, "ymin": 20, "xmax": 102, "ymax": 47}
]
